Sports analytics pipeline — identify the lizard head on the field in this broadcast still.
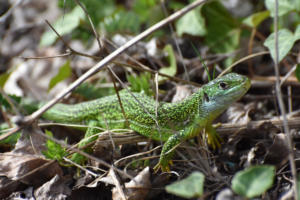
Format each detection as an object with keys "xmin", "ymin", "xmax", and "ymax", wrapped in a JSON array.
[{"xmin": 200, "ymin": 73, "xmax": 251, "ymax": 120}]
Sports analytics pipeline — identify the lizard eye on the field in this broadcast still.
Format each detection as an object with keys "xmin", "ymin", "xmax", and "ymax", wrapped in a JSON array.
[{"xmin": 219, "ymin": 82, "xmax": 228, "ymax": 90}]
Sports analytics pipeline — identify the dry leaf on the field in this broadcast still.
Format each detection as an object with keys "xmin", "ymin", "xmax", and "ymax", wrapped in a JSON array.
[
  {"xmin": 34, "ymin": 174, "xmax": 71, "ymax": 200},
  {"xmin": 112, "ymin": 167, "xmax": 151, "ymax": 200}
]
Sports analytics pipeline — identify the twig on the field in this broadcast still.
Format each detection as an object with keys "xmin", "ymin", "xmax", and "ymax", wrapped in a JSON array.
[
  {"xmin": 273, "ymin": 1, "xmax": 297, "ymax": 199},
  {"xmin": 44, "ymin": 20, "xmax": 99, "ymax": 59},
  {"xmin": 218, "ymin": 51, "xmax": 269, "ymax": 77},
  {"xmin": 280, "ymin": 64, "xmax": 297, "ymax": 86},
  {"xmin": 93, "ymin": 117, "xmax": 300, "ymax": 145},
  {"xmin": 21, "ymin": 52, "xmax": 72, "ymax": 59}
]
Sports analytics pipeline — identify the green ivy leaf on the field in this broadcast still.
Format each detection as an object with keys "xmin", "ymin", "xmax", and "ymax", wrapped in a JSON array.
[
  {"xmin": 176, "ymin": 6, "xmax": 206, "ymax": 37},
  {"xmin": 40, "ymin": 6, "xmax": 85, "ymax": 46},
  {"xmin": 48, "ymin": 60, "xmax": 72, "ymax": 92},
  {"xmin": 165, "ymin": 172, "xmax": 205, "ymax": 199},
  {"xmin": 264, "ymin": 26, "xmax": 300, "ymax": 62},
  {"xmin": 231, "ymin": 165, "xmax": 275, "ymax": 198},
  {"xmin": 159, "ymin": 44, "xmax": 177, "ymax": 81},
  {"xmin": 265, "ymin": 0, "xmax": 299, "ymax": 17}
]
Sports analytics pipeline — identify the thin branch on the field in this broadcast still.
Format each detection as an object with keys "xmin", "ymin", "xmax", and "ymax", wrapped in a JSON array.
[
  {"xmin": 21, "ymin": 52, "xmax": 72, "ymax": 59},
  {"xmin": 218, "ymin": 51, "xmax": 269, "ymax": 77},
  {"xmin": 44, "ymin": 20, "xmax": 99, "ymax": 59},
  {"xmin": 273, "ymin": 0, "xmax": 298, "ymax": 199},
  {"xmin": 94, "ymin": 117, "xmax": 300, "ymax": 145}
]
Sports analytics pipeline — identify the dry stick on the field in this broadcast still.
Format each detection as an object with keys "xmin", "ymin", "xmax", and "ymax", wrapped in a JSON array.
[
  {"xmin": 274, "ymin": 1, "xmax": 298, "ymax": 199},
  {"xmin": 45, "ymin": 20, "xmax": 99, "ymax": 60},
  {"xmin": 280, "ymin": 64, "xmax": 297, "ymax": 87},
  {"xmin": 217, "ymin": 117, "xmax": 300, "ymax": 134},
  {"xmin": 252, "ymin": 75, "xmax": 300, "ymax": 87},
  {"xmin": 0, "ymin": 0, "xmax": 209, "ymax": 141},
  {"xmin": 21, "ymin": 52, "xmax": 72, "ymax": 59},
  {"xmin": 95, "ymin": 117, "xmax": 300, "ymax": 145},
  {"xmin": 74, "ymin": 0, "xmax": 102, "ymax": 49},
  {"xmin": 218, "ymin": 51, "xmax": 269, "ymax": 77}
]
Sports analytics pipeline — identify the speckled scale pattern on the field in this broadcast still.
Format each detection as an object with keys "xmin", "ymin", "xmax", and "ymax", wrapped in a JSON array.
[
  {"xmin": 42, "ymin": 90, "xmax": 202, "ymax": 140},
  {"xmin": 38, "ymin": 73, "xmax": 251, "ymax": 171}
]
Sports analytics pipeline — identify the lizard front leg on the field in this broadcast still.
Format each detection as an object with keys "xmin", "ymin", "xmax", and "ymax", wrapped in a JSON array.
[
  {"xmin": 71, "ymin": 120, "xmax": 100, "ymax": 164},
  {"xmin": 153, "ymin": 122, "xmax": 202, "ymax": 172}
]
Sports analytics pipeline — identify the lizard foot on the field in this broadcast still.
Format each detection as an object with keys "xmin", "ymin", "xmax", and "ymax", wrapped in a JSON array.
[
  {"xmin": 153, "ymin": 160, "xmax": 173, "ymax": 173},
  {"xmin": 206, "ymin": 125, "xmax": 223, "ymax": 149}
]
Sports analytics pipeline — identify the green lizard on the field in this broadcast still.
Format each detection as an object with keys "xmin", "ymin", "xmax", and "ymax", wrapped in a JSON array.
[{"xmin": 22, "ymin": 73, "xmax": 250, "ymax": 172}]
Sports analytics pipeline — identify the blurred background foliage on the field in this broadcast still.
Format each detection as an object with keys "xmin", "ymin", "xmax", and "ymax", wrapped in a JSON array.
[{"xmin": 40, "ymin": 0, "xmax": 300, "ymax": 68}]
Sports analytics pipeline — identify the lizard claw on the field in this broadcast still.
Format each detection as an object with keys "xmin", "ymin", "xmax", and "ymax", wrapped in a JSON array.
[
  {"xmin": 207, "ymin": 132, "xmax": 222, "ymax": 149},
  {"xmin": 205, "ymin": 124, "xmax": 223, "ymax": 149}
]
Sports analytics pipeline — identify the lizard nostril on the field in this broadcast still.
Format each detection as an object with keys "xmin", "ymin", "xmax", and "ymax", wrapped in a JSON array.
[{"xmin": 203, "ymin": 92, "xmax": 209, "ymax": 102}]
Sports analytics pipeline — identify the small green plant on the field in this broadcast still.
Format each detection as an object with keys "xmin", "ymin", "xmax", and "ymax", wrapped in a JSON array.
[
  {"xmin": 127, "ymin": 72, "xmax": 153, "ymax": 96},
  {"xmin": 42, "ymin": 130, "xmax": 68, "ymax": 162}
]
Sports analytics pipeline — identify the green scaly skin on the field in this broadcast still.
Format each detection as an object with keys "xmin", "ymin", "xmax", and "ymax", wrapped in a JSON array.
[{"xmin": 23, "ymin": 73, "xmax": 251, "ymax": 171}]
